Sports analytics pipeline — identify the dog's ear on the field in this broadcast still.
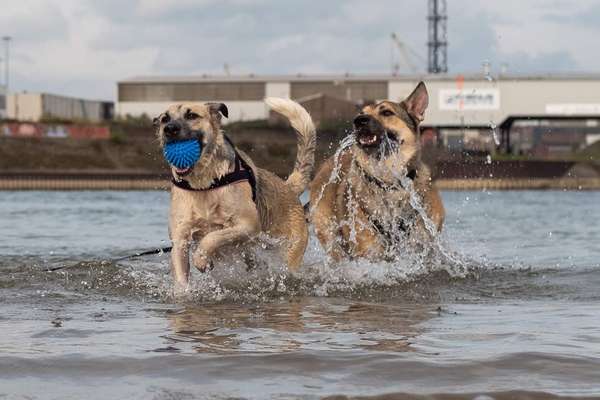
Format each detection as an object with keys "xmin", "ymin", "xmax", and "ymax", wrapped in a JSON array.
[
  {"xmin": 152, "ymin": 116, "xmax": 160, "ymax": 128},
  {"xmin": 207, "ymin": 102, "xmax": 229, "ymax": 119},
  {"xmin": 402, "ymin": 81, "xmax": 428, "ymax": 123}
]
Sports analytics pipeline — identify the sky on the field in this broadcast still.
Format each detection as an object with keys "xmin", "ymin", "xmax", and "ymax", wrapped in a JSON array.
[{"xmin": 1, "ymin": 0, "xmax": 600, "ymax": 101}]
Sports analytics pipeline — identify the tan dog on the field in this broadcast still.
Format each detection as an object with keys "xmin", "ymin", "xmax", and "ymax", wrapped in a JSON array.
[
  {"xmin": 154, "ymin": 98, "xmax": 316, "ymax": 288},
  {"xmin": 309, "ymin": 82, "xmax": 444, "ymax": 261}
]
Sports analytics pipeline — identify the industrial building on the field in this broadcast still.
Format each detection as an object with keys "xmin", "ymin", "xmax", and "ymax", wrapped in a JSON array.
[
  {"xmin": 0, "ymin": 85, "xmax": 6, "ymax": 119},
  {"xmin": 117, "ymin": 73, "xmax": 600, "ymax": 154},
  {"xmin": 6, "ymin": 92, "xmax": 113, "ymax": 123}
]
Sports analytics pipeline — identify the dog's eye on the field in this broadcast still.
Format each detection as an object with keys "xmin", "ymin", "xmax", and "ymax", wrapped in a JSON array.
[
  {"xmin": 185, "ymin": 111, "xmax": 201, "ymax": 120},
  {"xmin": 381, "ymin": 110, "xmax": 394, "ymax": 117},
  {"xmin": 161, "ymin": 114, "xmax": 170, "ymax": 124}
]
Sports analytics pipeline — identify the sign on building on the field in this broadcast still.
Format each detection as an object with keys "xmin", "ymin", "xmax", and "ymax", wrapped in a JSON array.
[{"xmin": 439, "ymin": 88, "xmax": 500, "ymax": 111}]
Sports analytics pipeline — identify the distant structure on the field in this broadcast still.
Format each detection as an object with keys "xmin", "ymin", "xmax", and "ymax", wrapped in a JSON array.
[
  {"xmin": 0, "ymin": 84, "xmax": 6, "ymax": 119},
  {"xmin": 427, "ymin": 0, "xmax": 448, "ymax": 74},
  {"xmin": 7, "ymin": 92, "xmax": 113, "ymax": 123},
  {"xmin": 390, "ymin": 32, "xmax": 426, "ymax": 75},
  {"xmin": 117, "ymin": 73, "xmax": 600, "ymax": 155},
  {"xmin": 3, "ymin": 36, "xmax": 11, "ymax": 93}
]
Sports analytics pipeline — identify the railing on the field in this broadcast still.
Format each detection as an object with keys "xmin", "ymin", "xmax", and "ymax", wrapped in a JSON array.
[
  {"xmin": 0, "ymin": 171, "xmax": 170, "ymax": 190},
  {"xmin": 1, "ymin": 171, "xmax": 599, "ymax": 191}
]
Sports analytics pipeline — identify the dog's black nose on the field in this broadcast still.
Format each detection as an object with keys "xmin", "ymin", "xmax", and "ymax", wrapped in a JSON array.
[
  {"xmin": 353, "ymin": 114, "xmax": 371, "ymax": 127},
  {"xmin": 163, "ymin": 122, "xmax": 181, "ymax": 137}
]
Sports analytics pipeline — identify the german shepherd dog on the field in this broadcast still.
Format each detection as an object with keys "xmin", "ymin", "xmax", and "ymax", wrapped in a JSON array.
[
  {"xmin": 309, "ymin": 82, "xmax": 444, "ymax": 261},
  {"xmin": 154, "ymin": 99, "xmax": 316, "ymax": 288}
]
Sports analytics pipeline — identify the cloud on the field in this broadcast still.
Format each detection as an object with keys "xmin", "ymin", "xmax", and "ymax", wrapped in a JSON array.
[
  {"xmin": 0, "ymin": 0, "xmax": 597, "ymax": 100},
  {"xmin": 543, "ymin": 0, "xmax": 600, "ymax": 28},
  {"xmin": 0, "ymin": 2, "xmax": 69, "ymax": 43}
]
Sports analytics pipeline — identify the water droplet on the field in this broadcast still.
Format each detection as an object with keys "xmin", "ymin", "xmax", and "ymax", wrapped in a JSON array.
[{"xmin": 490, "ymin": 121, "xmax": 500, "ymax": 146}]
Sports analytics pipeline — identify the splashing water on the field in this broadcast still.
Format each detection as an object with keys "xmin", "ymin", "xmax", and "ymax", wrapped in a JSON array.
[
  {"xmin": 482, "ymin": 60, "xmax": 494, "ymax": 82},
  {"xmin": 490, "ymin": 121, "xmax": 500, "ymax": 146},
  {"xmin": 378, "ymin": 136, "xmax": 467, "ymax": 272},
  {"xmin": 30, "ymin": 133, "xmax": 473, "ymax": 304},
  {"xmin": 310, "ymin": 132, "xmax": 356, "ymax": 210},
  {"xmin": 310, "ymin": 132, "xmax": 470, "ymax": 282}
]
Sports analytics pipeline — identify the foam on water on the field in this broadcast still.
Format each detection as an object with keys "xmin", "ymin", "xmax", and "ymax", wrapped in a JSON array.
[
  {"xmin": 21, "ymin": 222, "xmax": 475, "ymax": 305},
  {"xmin": 28, "ymin": 133, "xmax": 475, "ymax": 304}
]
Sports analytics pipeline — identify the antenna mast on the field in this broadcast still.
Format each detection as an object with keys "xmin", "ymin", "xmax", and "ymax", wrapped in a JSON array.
[{"xmin": 427, "ymin": 0, "xmax": 447, "ymax": 73}]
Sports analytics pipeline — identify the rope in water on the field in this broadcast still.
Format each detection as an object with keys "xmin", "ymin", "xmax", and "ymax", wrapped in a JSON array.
[{"xmin": 46, "ymin": 246, "xmax": 173, "ymax": 272}]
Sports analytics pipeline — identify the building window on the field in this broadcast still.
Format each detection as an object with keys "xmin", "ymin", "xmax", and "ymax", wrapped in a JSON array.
[
  {"xmin": 291, "ymin": 81, "xmax": 387, "ymax": 102},
  {"xmin": 118, "ymin": 82, "xmax": 265, "ymax": 102}
]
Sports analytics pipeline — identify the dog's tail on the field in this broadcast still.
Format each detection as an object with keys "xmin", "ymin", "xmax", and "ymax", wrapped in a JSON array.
[{"xmin": 265, "ymin": 97, "xmax": 316, "ymax": 196}]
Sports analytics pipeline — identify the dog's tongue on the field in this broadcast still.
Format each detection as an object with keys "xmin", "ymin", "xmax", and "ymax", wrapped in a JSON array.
[{"xmin": 175, "ymin": 167, "xmax": 191, "ymax": 175}]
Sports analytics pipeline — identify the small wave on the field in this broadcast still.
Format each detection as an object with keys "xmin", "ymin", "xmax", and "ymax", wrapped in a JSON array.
[
  {"xmin": 6, "ymin": 232, "xmax": 483, "ymax": 304},
  {"xmin": 6, "ymin": 247, "xmax": 600, "ymax": 306}
]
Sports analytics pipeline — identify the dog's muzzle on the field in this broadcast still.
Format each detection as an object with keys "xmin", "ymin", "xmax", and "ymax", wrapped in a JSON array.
[
  {"xmin": 163, "ymin": 136, "xmax": 203, "ymax": 177},
  {"xmin": 353, "ymin": 114, "xmax": 386, "ymax": 148}
]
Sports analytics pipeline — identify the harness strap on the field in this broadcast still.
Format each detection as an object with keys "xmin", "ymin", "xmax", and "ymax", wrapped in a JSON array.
[
  {"xmin": 358, "ymin": 163, "xmax": 417, "ymax": 191},
  {"xmin": 171, "ymin": 136, "xmax": 257, "ymax": 202},
  {"xmin": 370, "ymin": 215, "xmax": 410, "ymax": 244},
  {"xmin": 354, "ymin": 163, "xmax": 416, "ymax": 242}
]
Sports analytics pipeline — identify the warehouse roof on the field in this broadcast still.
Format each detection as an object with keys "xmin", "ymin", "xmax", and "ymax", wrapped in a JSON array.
[{"xmin": 119, "ymin": 72, "xmax": 600, "ymax": 84}]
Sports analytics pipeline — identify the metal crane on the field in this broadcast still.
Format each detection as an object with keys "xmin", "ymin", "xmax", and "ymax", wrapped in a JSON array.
[{"xmin": 390, "ymin": 32, "xmax": 426, "ymax": 75}]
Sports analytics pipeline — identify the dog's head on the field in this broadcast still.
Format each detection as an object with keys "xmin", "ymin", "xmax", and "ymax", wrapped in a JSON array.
[
  {"xmin": 352, "ymin": 82, "xmax": 428, "ymax": 167},
  {"xmin": 154, "ymin": 102, "xmax": 228, "ymax": 177}
]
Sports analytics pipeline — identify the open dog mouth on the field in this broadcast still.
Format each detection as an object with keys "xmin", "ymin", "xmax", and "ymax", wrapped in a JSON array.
[
  {"xmin": 174, "ymin": 166, "xmax": 193, "ymax": 177},
  {"xmin": 356, "ymin": 130, "xmax": 399, "ymax": 148},
  {"xmin": 357, "ymin": 134, "xmax": 380, "ymax": 147}
]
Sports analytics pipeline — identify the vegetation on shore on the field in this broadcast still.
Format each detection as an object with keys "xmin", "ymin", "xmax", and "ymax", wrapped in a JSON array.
[{"xmin": 1, "ymin": 118, "xmax": 598, "ymax": 179}]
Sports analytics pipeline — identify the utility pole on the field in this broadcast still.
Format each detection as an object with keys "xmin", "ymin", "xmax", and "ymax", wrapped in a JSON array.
[
  {"xmin": 2, "ymin": 36, "xmax": 11, "ymax": 91},
  {"xmin": 427, "ymin": 0, "xmax": 447, "ymax": 73}
]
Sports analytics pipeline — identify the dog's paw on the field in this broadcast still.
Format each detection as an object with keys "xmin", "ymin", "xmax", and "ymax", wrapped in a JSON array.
[
  {"xmin": 173, "ymin": 280, "xmax": 191, "ymax": 297},
  {"xmin": 192, "ymin": 252, "xmax": 214, "ymax": 273}
]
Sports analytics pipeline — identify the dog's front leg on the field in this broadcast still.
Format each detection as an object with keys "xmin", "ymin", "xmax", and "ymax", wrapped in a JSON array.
[
  {"xmin": 169, "ymin": 217, "xmax": 194, "ymax": 290},
  {"xmin": 192, "ymin": 215, "xmax": 260, "ymax": 272},
  {"xmin": 311, "ymin": 184, "xmax": 346, "ymax": 262},
  {"xmin": 170, "ymin": 236, "xmax": 191, "ymax": 290}
]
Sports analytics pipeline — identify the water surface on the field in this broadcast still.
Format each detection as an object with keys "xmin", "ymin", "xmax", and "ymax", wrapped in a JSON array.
[{"xmin": 1, "ymin": 190, "xmax": 599, "ymax": 399}]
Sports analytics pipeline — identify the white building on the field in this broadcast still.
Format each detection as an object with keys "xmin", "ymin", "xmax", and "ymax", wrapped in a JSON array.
[
  {"xmin": 117, "ymin": 73, "xmax": 600, "ymax": 127},
  {"xmin": 7, "ymin": 92, "xmax": 113, "ymax": 122}
]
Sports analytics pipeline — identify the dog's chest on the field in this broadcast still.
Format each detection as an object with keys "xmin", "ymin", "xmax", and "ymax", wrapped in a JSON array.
[
  {"xmin": 173, "ymin": 190, "xmax": 233, "ymax": 229},
  {"xmin": 341, "ymin": 176, "xmax": 419, "ymax": 233},
  {"xmin": 348, "ymin": 175, "xmax": 413, "ymax": 214},
  {"xmin": 362, "ymin": 192, "xmax": 416, "ymax": 223}
]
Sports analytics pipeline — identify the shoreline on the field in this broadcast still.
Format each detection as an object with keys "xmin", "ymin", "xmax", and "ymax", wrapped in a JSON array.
[
  {"xmin": 435, "ymin": 177, "xmax": 600, "ymax": 191},
  {"xmin": 1, "ymin": 173, "xmax": 599, "ymax": 191}
]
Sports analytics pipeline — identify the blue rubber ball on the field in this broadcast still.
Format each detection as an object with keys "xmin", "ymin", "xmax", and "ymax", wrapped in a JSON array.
[{"xmin": 163, "ymin": 139, "xmax": 202, "ymax": 169}]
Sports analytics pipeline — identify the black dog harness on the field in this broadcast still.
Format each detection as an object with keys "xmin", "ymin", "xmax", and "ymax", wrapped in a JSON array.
[
  {"xmin": 359, "ymin": 165, "xmax": 417, "ymax": 191},
  {"xmin": 171, "ymin": 136, "xmax": 257, "ymax": 202},
  {"xmin": 355, "ymin": 163, "xmax": 418, "ymax": 242}
]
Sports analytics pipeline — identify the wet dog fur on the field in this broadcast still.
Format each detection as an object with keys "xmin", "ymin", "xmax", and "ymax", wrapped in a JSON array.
[
  {"xmin": 154, "ymin": 99, "xmax": 316, "ymax": 288},
  {"xmin": 309, "ymin": 82, "xmax": 444, "ymax": 261}
]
